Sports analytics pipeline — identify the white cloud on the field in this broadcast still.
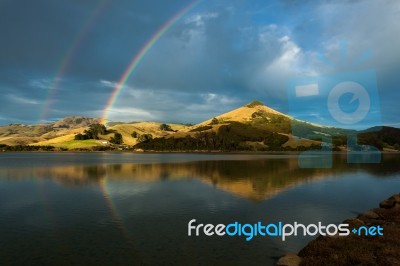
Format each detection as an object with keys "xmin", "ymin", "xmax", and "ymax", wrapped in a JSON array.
[
  {"xmin": 247, "ymin": 29, "xmax": 309, "ymax": 98},
  {"xmin": 201, "ymin": 93, "xmax": 217, "ymax": 103},
  {"xmin": 184, "ymin": 12, "xmax": 219, "ymax": 27},
  {"xmin": 7, "ymin": 94, "xmax": 40, "ymax": 105},
  {"xmin": 295, "ymin": 84, "xmax": 319, "ymax": 97},
  {"xmin": 29, "ymin": 78, "xmax": 58, "ymax": 90},
  {"xmin": 200, "ymin": 93, "xmax": 238, "ymax": 105},
  {"xmin": 105, "ymin": 107, "xmax": 155, "ymax": 121},
  {"xmin": 98, "ymin": 81, "xmax": 241, "ymax": 123},
  {"xmin": 99, "ymin": 79, "xmax": 115, "ymax": 87},
  {"xmin": 99, "ymin": 79, "xmax": 132, "ymax": 90}
]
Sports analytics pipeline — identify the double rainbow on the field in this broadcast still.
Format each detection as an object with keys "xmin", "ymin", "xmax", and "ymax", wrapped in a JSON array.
[{"xmin": 38, "ymin": 0, "xmax": 200, "ymax": 124}]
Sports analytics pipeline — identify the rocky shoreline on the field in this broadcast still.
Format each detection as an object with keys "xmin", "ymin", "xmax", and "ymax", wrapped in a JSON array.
[{"xmin": 277, "ymin": 193, "xmax": 400, "ymax": 266}]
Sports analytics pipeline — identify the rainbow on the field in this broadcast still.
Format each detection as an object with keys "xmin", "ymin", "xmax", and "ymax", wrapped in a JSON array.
[
  {"xmin": 38, "ymin": 0, "xmax": 110, "ymax": 123},
  {"xmin": 100, "ymin": 0, "xmax": 201, "ymax": 124},
  {"xmin": 98, "ymin": 178, "xmax": 131, "ymax": 240}
]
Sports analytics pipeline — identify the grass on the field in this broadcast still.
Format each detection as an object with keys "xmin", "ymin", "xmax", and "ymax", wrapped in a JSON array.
[
  {"xmin": 109, "ymin": 122, "xmax": 188, "ymax": 145},
  {"xmin": 48, "ymin": 139, "xmax": 102, "ymax": 149},
  {"xmin": 283, "ymin": 135, "xmax": 320, "ymax": 148},
  {"xmin": 189, "ymin": 125, "xmax": 213, "ymax": 132},
  {"xmin": 26, "ymin": 122, "xmax": 187, "ymax": 148}
]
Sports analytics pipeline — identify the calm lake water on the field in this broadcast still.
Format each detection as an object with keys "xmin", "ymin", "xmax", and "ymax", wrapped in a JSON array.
[{"xmin": 0, "ymin": 152, "xmax": 399, "ymax": 265}]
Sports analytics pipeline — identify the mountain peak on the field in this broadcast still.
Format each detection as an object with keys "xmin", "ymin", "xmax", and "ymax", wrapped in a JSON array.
[
  {"xmin": 246, "ymin": 100, "xmax": 264, "ymax": 108},
  {"xmin": 189, "ymin": 100, "xmax": 290, "ymax": 129}
]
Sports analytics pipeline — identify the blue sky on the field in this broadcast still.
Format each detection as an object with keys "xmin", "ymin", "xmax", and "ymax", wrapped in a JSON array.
[{"xmin": 0, "ymin": 0, "xmax": 399, "ymax": 129}]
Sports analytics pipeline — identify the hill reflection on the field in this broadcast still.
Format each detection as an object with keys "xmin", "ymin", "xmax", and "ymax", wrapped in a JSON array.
[{"xmin": 1, "ymin": 154, "xmax": 399, "ymax": 200}]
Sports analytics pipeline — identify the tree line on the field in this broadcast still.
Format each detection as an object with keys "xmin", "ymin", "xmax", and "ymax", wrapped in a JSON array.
[
  {"xmin": 0, "ymin": 144, "xmax": 58, "ymax": 151},
  {"xmin": 74, "ymin": 123, "xmax": 123, "ymax": 144},
  {"xmin": 134, "ymin": 122, "xmax": 291, "ymax": 151}
]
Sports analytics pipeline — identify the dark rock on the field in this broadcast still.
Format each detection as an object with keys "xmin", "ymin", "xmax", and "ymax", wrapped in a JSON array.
[
  {"xmin": 393, "ymin": 194, "xmax": 400, "ymax": 203},
  {"xmin": 363, "ymin": 210, "xmax": 380, "ymax": 219},
  {"xmin": 276, "ymin": 253, "xmax": 302, "ymax": 266},
  {"xmin": 380, "ymin": 198, "xmax": 396, "ymax": 209},
  {"xmin": 293, "ymin": 193, "xmax": 400, "ymax": 265},
  {"xmin": 344, "ymin": 217, "xmax": 365, "ymax": 226}
]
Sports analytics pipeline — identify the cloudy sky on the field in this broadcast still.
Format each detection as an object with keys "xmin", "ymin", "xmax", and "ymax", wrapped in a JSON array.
[{"xmin": 0, "ymin": 0, "xmax": 399, "ymax": 128}]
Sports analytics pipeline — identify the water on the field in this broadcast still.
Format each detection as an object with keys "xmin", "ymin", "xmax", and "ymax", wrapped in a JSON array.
[{"xmin": 0, "ymin": 152, "xmax": 399, "ymax": 265}]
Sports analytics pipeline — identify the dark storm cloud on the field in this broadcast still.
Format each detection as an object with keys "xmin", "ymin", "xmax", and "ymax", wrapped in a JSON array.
[
  {"xmin": 0, "ymin": 0, "xmax": 198, "ymax": 123},
  {"xmin": 128, "ymin": 4, "xmax": 308, "ymax": 108},
  {"xmin": 0, "ymin": 0, "xmax": 399, "ymax": 127},
  {"xmin": 0, "ymin": 0, "xmax": 193, "ymax": 76}
]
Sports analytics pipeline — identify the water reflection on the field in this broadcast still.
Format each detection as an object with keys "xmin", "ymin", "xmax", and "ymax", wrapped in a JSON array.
[
  {"xmin": 0, "ymin": 153, "xmax": 400, "ymax": 265},
  {"xmin": 1, "ymin": 154, "xmax": 399, "ymax": 201}
]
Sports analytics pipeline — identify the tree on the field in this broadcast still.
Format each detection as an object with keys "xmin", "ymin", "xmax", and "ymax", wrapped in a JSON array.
[
  {"xmin": 333, "ymin": 135, "xmax": 347, "ymax": 147},
  {"xmin": 138, "ymin": 134, "xmax": 152, "ymax": 143},
  {"xmin": 89, "ymin": 123, "xmax": 107, "ymax": 135},
  {"xmin": 75, "ymin": 123, "xmax": 107, "ymax": 140},
  {"xmin": 210, "ymin": 117, "xmax": 219, "ymax": 125},
  {"xmin": 131, "ymin": 131, "xmax": 138, "ymax": 138},
  {"xmin": 110, "ymin": 132, "xmax": 123, "ymax": 144},
  {"xmin": 74, "ymin": 133, "xmax": 86, "ymax": 140},
  {"xmin": 159, "ymin": 123, "xmax": 173, "ymax": 131}
]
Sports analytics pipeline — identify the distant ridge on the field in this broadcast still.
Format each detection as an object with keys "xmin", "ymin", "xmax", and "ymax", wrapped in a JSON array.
[{"xmin": 52, "ymin": 116, "xmax": 100, "ymax": 129}]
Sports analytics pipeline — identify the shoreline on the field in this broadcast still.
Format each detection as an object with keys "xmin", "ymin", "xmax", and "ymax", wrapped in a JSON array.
[
  {"xmin": 1, "ymin": 149, "xmax": 399, "ymax": 155},
  {"xmin": 277, "ymin": 193, "xmax": 400, "ymax": 266}
]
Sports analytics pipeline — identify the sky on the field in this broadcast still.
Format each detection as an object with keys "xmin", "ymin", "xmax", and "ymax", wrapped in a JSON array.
[{"xmin": 0, "ymin": 0, "xmax": 399, "ymax": 129}]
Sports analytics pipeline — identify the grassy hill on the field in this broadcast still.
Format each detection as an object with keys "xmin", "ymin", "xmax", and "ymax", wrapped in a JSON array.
[
  {"xmin": 0, "ymin": 116, "xmax": 100, "ymax": 146},
  {"xmin": 183, "ymin": 100, "xmax": 291, "ymax": 132},
  {"xmin": 108, "ymin": 122, "xmax": 187, "ymax": 145},
  {"xmin": 133, "ymin": 101, "xmax": 400, "ymax": 152},
  {"xmin": 30, "ymin": 121, "xmax": 188, "ymax": 149},
  {"xmin": 134, "ymin": 101, "xmax": 328, "ymax": 151},
  {"xmin": 1, "ymin": 101, "xmax": 399, "ymax": 151},
  {"xmin": 358, "ymin": 126, "xmax": 400, "ymax": 151}
]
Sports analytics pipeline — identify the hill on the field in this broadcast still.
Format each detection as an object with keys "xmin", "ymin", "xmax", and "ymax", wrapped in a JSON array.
[
  {"xmin": 134, "ymin": 101, "xmax": 400, "ymax": 152},
  {"xmin": 184, "ymin": 100, "xmax": 290, "ymax": 130},
  {"xmin": 0, "ymin": 116, "xmax": 187, "ymax": 149},
  {"xmin": 31, "ymin": 121, "xmax": 187, "ymax": 149},
  {"xmin": 358, "ymin": 126, "xmax": 400, "ymax": 151},
  {"xmin": 0, "ymin": 116, "xmax": 99, "ymax": 146},
  {"xmin": 134, "ymin": 101, "xmax": 334, "ymax": 151},
  {"xmin": 1, "ymin": 101, "xmax": 400, "ymax": 151}
]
